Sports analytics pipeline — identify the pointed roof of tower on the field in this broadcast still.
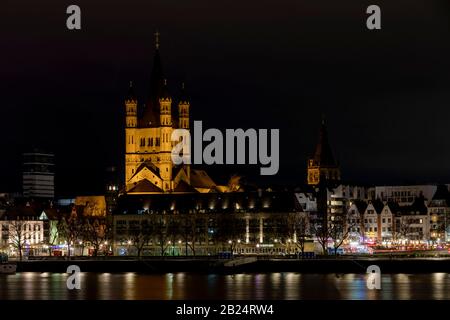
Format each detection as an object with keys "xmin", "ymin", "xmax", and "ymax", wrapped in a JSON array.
[
  {"xmin": 149, "ymin": 45, "xmax": 164, "ymax": 101},
  {"xmin": 126, "ymin": 81, "xmax": 136, "ymax": 102},
  {"xmin": 179, "ymin": 82, "xmax": 190, "ymax": 104},
  {"xmin": 160, "ymin": 79, "xmax": 171, "ymax": 100},
  {"xmin": 140, "ymin": 31, "xmax": 165, "ymax": 127},
  {"xmin": 311, "ymin": 118, "xmax": 337, "ymax": 167},
  {"xmin": 147, "ymin": 30, "xmax": 167, "ymax": 102}
]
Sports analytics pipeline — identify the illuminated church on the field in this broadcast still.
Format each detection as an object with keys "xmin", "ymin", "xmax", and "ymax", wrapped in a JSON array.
[{"xmin": 124, "ymin": 33, "xmax": 217, "ymax": 194}]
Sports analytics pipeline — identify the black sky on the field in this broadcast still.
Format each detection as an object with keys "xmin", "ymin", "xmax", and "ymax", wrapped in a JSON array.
[{"xmin": 1, "ymin": 0, "xmax": 450, "ymax": 195}]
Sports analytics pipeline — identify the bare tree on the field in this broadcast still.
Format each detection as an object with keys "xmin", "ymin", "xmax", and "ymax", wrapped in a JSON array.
[
  {"xmin": 311, "ymin": 214, "xmax": 329, "ymax": 255},
  {"xmin": 215, "ymin": 214, "xmax": 245, "ymax": 253},
  {"xmin": 328, "ymin": 214, "xmax": 353, "ymax": 256},
  {"xmin": 180, "ymin": 214, "xmax": 197, "ymax": 256},
  {"xmin": 394, "ymin": 216, "xmax": 411, "ymax": 243},
  {"xmin": 287, "ymin": 212, "xmax": 310, "ymax": 258},
  {"xmin": 153, "ymin": 213, "xmax": 170, "ymax": 256},
  {"xmin": 58, "ymin": 210, "xmax": 83, "ymax": 257},
  {"xmin": 8, "ymin": 220, "xmax": 37, "ymax": 261},
  {"xmin": 129, "ymin": 218, "xmax": 154, "ymax": 258},
  {"xmin": 84, "ymin": 218, "xmax": 111, "ymax": 256},
  {"xmin": 312, "ymin": 181, "xmax": 330, "ymax": 255}
]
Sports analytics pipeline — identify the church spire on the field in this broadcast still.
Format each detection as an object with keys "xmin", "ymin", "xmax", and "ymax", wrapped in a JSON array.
[
  {"xmin": 149, "ymin": 30, "xmax": 164, "ymax": 102},
  {"xmin": 307, "ymin": 118, "xmax": 341, "ymax": 186},
  {"xmin": 141, "ymin": 31, "xmax": 165, "ymax": 128},
  {"xmin": 160, "ymin": 78, "xmax": 171, "ymax": 100},
  {"xmin": 126, "ymin": 80, "xmax": 136, "ymax": 102},
  {"xmin": 313, "ymin": 118, "xmax": 336, "ymax": 167},
  {"xmin": 179, "ymin": 82, "xmax": 190, "ymax": 104}
]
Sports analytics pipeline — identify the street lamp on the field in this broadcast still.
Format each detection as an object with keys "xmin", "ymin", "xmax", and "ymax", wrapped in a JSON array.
[{"xmin": 228, "ymin": 240, "xmax": 233, "ymax": 254}]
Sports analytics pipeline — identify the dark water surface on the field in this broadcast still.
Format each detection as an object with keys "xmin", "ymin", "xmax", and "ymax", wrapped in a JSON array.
[{"xmin": 0, "ymin": 272, "xmax": 448, "ymax": 300}]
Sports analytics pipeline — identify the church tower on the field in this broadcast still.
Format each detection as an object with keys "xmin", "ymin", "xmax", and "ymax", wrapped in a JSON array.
[
  {"xmin": 178, "ymin": 83, "xmax": 190, "ymax": 130},
  {"xmin": 307, "ymin": 119, "xmax": 341, "ymax": 186},
  {"xmin": 178, "ymin": 83, "xmax": 190, "ymax": 181},
  {"xmin": 159, "ymin": 79, "xmax": 173, "ymax": 191},
  {"xmin": 125, "ymin": 81, "xmax": 137, "ymax": 183}
]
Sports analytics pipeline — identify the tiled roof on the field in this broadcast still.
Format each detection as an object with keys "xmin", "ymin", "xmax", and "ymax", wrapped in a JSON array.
[
  {"xmin": 128, "ymin": 179, "xmax": 163, "ymax": 193},
  {"xmin": 173, "ymin": 180, "xmax": 198, "ymax": 193},
  {"xmin": 114, "ymin": 191, "xmax": 299, "ymax": 215},
  {"xmin": 190, "ymin": 169, "xmax": 216, "ymax": 189}
]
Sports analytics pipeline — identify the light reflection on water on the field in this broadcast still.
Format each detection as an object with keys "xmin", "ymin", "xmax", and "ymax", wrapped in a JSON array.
[{"xmin": 1, "ymin": 272, "xmax": 450, "ymax": 300}]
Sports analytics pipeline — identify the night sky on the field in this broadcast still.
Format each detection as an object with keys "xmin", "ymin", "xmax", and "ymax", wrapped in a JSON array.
[{"xmin": 1, "ymin": 0, "xmax": 450, "ymax": 196}]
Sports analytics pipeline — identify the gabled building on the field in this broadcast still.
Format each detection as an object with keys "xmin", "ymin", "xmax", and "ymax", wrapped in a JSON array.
[
  {"xmin": 346, "ymin": 200, "xmax": 367, "ymax": 243},
  {"xmin": 391, "ymin": 197, "xmax": 430, "ymax": 242},
  {"xmin": 0, "ymin": 203, "xmax": 45, "ymax": 257},
  {"xmin": 427, "ymin": 184, "xmax": 450, "ymax": 242},
  {"xmin": 362, "ymin": 200, "xmax": 383, "ymax": 242},
  {"xmin": 379, "ymin": 203, "xmax": 394, "ymax": 241}
]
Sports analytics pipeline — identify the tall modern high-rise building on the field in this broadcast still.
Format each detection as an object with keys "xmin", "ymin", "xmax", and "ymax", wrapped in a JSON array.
[{"xmin": 22, "ymin": 151, "xmax": 55, "ymax": 199}]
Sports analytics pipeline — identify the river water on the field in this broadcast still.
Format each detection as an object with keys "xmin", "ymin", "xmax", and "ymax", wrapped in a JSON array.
[{"xmin": 0, "ymin": 272, "xmax": 448, "ymax": 300}]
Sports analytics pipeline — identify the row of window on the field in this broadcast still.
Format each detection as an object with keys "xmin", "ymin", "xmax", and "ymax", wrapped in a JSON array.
[
  {"xmin": 349, "ymin": 218, "xmax": 393, "ymax": 224},
  {"xmin": 349, "ymin": 227, "xmax": 393, "ymax": 233},
  {"xmin": 162, "ymin": 132, "xmax": 170, "ymax": 143},
  {"xmin": 160, "ymin": 104, "xmax": 170, "ymax": 112},
  {"xmin": 130, "ymin": 134, "xmax": 175, "ymax": 146},
  {"xmin": 179, "ymin": 119, "xmax": 189, "ymax": 128},
  {"xmin": 13, "ymin": 224, "xmax": 42, "ymax": 232},
  {"xmin": 140, "ymin": 137, "xmax": 161, "ymax": 147},
  {"xmin": 161, "ymin": 117, "xmax": 171, "ymax": 126}
]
